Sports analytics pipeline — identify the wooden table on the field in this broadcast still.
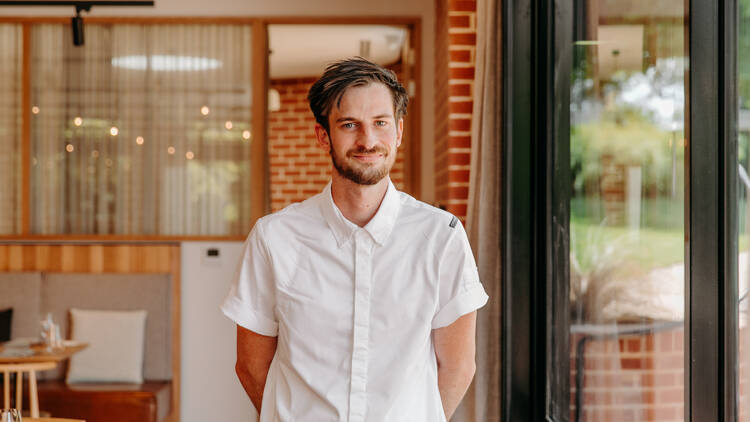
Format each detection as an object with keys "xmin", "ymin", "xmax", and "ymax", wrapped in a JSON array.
[
  {"xmin": 26, "ymin": 418, "xmax": 85, "ymax": 422},
  {"xmin": 0, "ymin": 343, "xmax": 88, "ymax": 417},
  {"xmin": 0, "ymin": 344, "xmax": 88, "ymax": 364}
]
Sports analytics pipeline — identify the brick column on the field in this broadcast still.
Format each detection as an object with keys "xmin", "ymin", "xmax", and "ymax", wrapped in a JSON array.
[{"xmin": 435, "ymin": 0, "xmax": 477, "ymax": 221}]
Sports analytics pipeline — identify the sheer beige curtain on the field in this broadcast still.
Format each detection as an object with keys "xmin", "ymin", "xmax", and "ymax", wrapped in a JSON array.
[
  {"xmin": 0, "ymin": 24, "xmax": 22, "ymax": 234},
  {"xmin": 31, "ymin": 23, "xmax": 253, "ymax": 236},
  {"xmin": 455, "ymin": 0, "xmax": 502, "ymax": 420}
]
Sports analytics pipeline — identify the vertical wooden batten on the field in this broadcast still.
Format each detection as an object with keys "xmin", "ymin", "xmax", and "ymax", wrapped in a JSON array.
[
  {"xmin": 169, "ymin": 245, "xmax": 181, "ymax": 422},
  {"xmin": 410, "ymin": 20, "xmax": 423, "ymax": 199},
  {"xmin": 251, "ymin": 21, "xmax": 270, "ymax": 222},
  {"xmin": 21, "ymin": 23, "xmax": 31, "ymax": 235}
]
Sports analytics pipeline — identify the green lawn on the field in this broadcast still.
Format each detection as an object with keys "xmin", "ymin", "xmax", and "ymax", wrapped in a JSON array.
[{"xmin": 571, "ymin": 220, "xmax": 750, "ymax": 275}]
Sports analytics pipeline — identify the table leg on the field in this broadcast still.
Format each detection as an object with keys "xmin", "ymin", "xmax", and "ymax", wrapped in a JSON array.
[
  {"xmin": 2, "ymin": 370, "xmax": 8, "ymax": 409},
  {"xmin": 16, "ymin": 371, "xmax": 22, "ymax": 412},
  {"xmin": 29, "ymin": 369, "xmax": 39, "ymax": 418}
]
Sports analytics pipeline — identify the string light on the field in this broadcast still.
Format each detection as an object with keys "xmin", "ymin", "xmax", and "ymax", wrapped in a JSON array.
[
  {"xmin": 73, "ymin": 117, "xmax": 83, "ymax": 126},
  {"xmin": 105, "ymin": 158, "xmax": 113, "ymax": 167},
  {"xmin": 110, "ymin": 126, "xmax": 119, "ymax": 136},
  {"xmin": 91, "ymin": 150, "xmax": 99, "ymax": 158},
  {"xmin": 31, "ymin": 106, "xmax": 40, "ymax": 114},
  {"xmin": 242, "ymin": 130, "xmax": 251, "ymax": 140},
  {"xmin": 185, "ymin": 151, "xmax": 195, "ymax": 160},
  {"xmin": 167, "ymin": 146, "xmax": 176, "ymax": 155},
  {"xmin": 136, "ymin": 136, "xmax": 144, "ymax": 145},
  {"xmin": 65, "ymin": 144, "xmax": 74, "ymax": 153},
  {"xmin": 225, "ymin": 121, "xmax": 233, "ymax": 130},
  {"xmin": 201, "ymin": 106, "xmax": 210, "ymax": 116}
]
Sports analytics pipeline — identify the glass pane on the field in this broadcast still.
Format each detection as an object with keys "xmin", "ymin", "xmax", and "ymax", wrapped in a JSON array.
[
  {"xmin": 267, "ymin": 24, "xmax": 412, "ymax": 211},
  {"xmin": 0, "ymin": 24, "xmax": 22, "ymax": 234},
  {"xmin": 739, "ymin": 1, "xmax": 750, "ymax": 419},
  {"xmin": 568, "ymin": 1, "xmax": 686, "ymax": 420},
  {"xmin": 30, "ymin": 23, "xmax": 253, "ymax": 236}
]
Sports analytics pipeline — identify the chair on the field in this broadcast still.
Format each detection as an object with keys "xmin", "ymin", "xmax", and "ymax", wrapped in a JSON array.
[{"xmin": 0, "ymin": 361, "xmax": 56, "ymax": 418}]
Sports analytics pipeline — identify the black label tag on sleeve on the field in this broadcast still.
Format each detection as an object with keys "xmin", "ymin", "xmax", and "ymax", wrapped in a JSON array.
[{"xmin": 449, "ymin": 216, "xmax": 458, "ymax": 228}]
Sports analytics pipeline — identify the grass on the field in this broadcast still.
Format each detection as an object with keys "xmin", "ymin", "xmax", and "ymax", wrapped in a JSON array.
[{"xmin": 571, "ymin": 219, "xmax": 750, "ymax": 275}]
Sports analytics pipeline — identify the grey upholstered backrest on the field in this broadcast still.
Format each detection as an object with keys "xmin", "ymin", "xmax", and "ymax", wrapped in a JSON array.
[
  {"xmin": 42, "ymin": 273, "xmax": 172, "ymax": 381},
  {"xmin": 0, "ymin": 272, "xmax": 43, "ymax": 339}
]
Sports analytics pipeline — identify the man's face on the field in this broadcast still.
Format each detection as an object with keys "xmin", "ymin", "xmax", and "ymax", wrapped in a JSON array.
[{"xmin": 315, "ymin": 83, "xmax": 404, "ymax": 186}]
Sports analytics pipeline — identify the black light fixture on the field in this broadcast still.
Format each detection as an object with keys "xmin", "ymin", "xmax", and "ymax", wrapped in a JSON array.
[
  {"xmin": 0, "ymin": 2, "xmax": 155, "ymax": 46},
  {"xmin": 71, "ymin": 3, "xmax": 90, "ymax": 46}
]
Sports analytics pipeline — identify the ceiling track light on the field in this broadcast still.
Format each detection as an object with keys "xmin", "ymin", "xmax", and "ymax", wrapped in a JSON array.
[
  {"xmin": 0, "ymin": 2, "xmax": 155, "ymax": 46},
  {"xmin": 71, "ymin": 4, "xmax": 89, "ymax": 46}
]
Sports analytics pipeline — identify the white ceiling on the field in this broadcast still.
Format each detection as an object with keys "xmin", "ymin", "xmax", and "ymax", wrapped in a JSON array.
[{"xmin": 268, "ymin": 24, "xmax": 407, "ymax": 79}]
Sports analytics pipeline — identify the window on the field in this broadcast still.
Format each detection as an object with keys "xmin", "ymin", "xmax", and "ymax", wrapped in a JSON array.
[
  {"xmin": 29, "ymin": 23, "xmax": 255, "ymax": 236},
  {"xmin": 0, "ymin": 24, "xmax": 22, "ymax": 235},
  {"xmin": 504, "ymin": 0, "xmax": 737, "ymax": 420}
]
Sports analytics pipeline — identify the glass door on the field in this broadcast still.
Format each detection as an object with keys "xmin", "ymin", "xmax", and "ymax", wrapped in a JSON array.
[
  {"xmin": 503, "ymin": 0, "xmax": 739, "ymax": 420},
  {"xmin": 568, "ymin": 2, "xmax": 686, "ymax": 421}
]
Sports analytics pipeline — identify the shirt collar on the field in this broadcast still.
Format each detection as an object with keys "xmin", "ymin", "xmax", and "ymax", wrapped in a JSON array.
[{"xmin": 320, "ymin": 178, "xmax": 401, "ymax": 248}]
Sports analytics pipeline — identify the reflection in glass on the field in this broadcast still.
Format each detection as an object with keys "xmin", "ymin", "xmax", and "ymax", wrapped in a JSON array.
[
  {"xmin": 568, "ymin": 2, "xmax": 685, "ymax": 420},
  {"xmin": 0, "ymin": 24, "xmax": 22, "ymax": 234},
  {"xmin": 739, "ymin": 1, "xmax": 750, "ymax": 420},
  {"xmin": 30, "ymin": 24, "xmax": 254, "ymax": 236}
]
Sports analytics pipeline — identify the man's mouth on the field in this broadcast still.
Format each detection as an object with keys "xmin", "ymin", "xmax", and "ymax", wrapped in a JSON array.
[
  {"xmin": 352, "ymin": 153, "xmax": 383, "ymax": 162},
  {"xmin": 348, "ymin": 147, "xmax": 387, "ymax": 163}
]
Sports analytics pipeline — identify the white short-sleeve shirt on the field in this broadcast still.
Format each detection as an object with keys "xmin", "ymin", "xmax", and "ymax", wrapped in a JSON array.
[{"xmin": 222, "ymin": 179, "xmax": 489, "ymax": 422}]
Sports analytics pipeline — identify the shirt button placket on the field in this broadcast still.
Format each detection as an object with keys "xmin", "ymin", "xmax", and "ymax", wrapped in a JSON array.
[{"xmin": 348, "ymin": 230, "xmax": 372, "ymax": 422}]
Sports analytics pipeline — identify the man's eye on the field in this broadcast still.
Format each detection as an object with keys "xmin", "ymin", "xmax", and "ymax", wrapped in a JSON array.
[
  {"xmin": 375, "ymin": 121, "xmax": 387, "ymax": 127},
  {"xmin": 342, "ymin": 122, "xmax": 356, "ymax": 129}
]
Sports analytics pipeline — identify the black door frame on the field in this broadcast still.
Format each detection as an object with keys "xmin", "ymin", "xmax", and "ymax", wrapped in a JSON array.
[{"xmin": 501, "ymin": 0, "xmax": 739, "ymax": 420}]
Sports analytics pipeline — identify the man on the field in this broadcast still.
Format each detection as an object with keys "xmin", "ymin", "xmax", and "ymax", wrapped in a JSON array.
[{"xmin": 222, "ymin": 57, "xmax": 488, "ymax": 421}]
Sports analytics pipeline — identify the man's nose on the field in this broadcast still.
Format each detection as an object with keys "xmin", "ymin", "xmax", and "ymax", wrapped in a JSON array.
[{"xmin": 357, "ymin": 125, "xmax": 378, "ymax": 149}]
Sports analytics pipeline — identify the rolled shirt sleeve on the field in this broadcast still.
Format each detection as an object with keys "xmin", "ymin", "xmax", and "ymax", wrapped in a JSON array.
[
  {"xmin": 431, "ymin": 220, "xmax": 489, "ymax": 329},
  {"xmin": 221, "ymin": 221, "xmax": 279, "ymax": 336}
]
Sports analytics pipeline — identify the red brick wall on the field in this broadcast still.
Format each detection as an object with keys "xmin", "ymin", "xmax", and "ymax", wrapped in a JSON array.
[
  {"xmin": 570, "ymin": 328, "xmax": 685, "ymax": 421},
  {"xmin": 434, "ymin": 0, "xmax": 476, "ymax": 221},
  {"xmin": 268, "ymin": 77, "xmax": 406, "ymax": 212}
]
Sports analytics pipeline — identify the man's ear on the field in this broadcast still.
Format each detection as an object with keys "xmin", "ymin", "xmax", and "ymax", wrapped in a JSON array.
[
  {"xmin": 396, "ymin": 118, "xmax": 404, "ymax": 148},
  {"xmin": 314, "ymin": 124, "xmax": 330, "ymax": 150}
]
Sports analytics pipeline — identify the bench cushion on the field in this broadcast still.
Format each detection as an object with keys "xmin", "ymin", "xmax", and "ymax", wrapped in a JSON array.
[
  {"xmin": 37, "ymin": 380, "xmax": 171, "ymax": 422},
  {"xmin": 42, "ymin": 273, "xmax": 171, "ymax": 381}
]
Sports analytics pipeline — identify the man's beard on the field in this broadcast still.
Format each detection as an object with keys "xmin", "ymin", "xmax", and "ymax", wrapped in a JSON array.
[{"xmin": 330, "ymin": 144, "xmax": 394, "ymax": 186}]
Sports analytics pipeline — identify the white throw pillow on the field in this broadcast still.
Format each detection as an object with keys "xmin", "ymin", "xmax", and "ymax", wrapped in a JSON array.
[{"xmin": 66, "ymin": 308, "xmax": 147, "ymax": 384}]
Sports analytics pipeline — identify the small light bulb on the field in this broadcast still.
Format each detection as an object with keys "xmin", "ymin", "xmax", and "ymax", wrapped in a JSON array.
[
  {"xmin": 31, "ymin": 106, "xmax": 40, "ymax": 114},
  {"xmin": 65, "ymin": 144, "xmax": 74, "ymax": 152},
  {"xmin": 110, "ymin": 126, "xmax": 119, "ymax": 136},
  {"xmin": 105, "ymin": 158, "xmax": 113, "ymax": 167},
  {"xmin": 201, "ymin": 106, "xmax": 210, "ymax": 116},
  {"xmin": 136, "ymin": 136, "xmax": 144, "ymax": 145},
  {"xmin": 186, "ymin": 151, "xmax": 195, "ymax": 160},
  {"xmin": 225, "ymin": 121, "xmax": 233, "ymax": 130},
  {"xmin": 73, "ymin": 117, "xmax": 83, "ymax": 126},
  {"xmin": 242, "ymin": 130, "xmax": 251, "ymax": 140},
  {"xmin": 167, "ymin": 146, "xmax": 176, "ymax": 155},
  {"xmin": 91, "ymin": 150, "xmax": 99, "ymax": 158}
]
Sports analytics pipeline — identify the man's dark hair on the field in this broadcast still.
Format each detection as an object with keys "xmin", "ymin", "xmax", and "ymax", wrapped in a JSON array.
[{"xmin": 307, "ymin": 57, "xmax": 409, "ymax": 133}]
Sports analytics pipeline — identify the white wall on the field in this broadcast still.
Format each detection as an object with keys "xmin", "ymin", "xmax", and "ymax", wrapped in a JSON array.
[
  {"xmin": 181, "ymin": 241, "xmax": 256, "ymax": 422},
  {"xmin": 0, "ymin": 0, "xmax": 436, "ymax": 202}
]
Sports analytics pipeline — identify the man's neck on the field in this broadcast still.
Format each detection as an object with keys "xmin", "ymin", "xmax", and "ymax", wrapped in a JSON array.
[{"xmin": 331, "ymin": 172, "xmax": 389, "ymax": 227}]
